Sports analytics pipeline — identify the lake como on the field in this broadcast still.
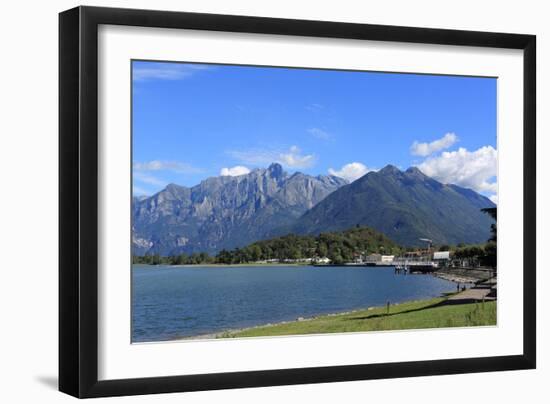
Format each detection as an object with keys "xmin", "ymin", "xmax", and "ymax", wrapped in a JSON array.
[{"xmin": 132, "ymin": 265, "xmax": 457, "ymax": 342}]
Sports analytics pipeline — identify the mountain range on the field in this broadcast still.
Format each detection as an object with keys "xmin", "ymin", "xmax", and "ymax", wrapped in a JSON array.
[
  {"xmin": 132, "ymin": 163, "xmax": 347, "ymax": 255},
  {"xmin": 132, "ymin": 163, "xmax": 495, "ymax": 255}
]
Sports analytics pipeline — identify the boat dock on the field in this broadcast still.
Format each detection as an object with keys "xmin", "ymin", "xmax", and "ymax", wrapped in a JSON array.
[{"xmin": 394, "ymin": 260, "xmax": 438, "ymax": 273}]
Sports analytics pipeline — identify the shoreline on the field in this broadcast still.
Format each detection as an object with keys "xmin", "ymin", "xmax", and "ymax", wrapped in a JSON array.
[
  {"xmin": 173, "ymin": 295, "xmax": 454, "ymax": 341},
  {"xmin": 432, "ymin": 272, "xmax": 478, "ymax": 284},
  {"xmin": 133, "ymin": 262, "xmax": 311, "ymax": 268},
  {"xmin": 432, "ymin": 268, "xmax": 495, "ymax": 284},
  {"xmin": 175, "ymin": 309, "xmax": 378, "ymax": 340},
  {"xmin": 133, "ymin": 263, "xmax": 400, "ymax": 269}
]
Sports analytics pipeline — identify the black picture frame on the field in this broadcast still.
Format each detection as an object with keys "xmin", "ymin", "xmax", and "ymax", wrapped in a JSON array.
[{"xmin": 59, "ymin": 5, "xmax": 536, "ymax": 398}]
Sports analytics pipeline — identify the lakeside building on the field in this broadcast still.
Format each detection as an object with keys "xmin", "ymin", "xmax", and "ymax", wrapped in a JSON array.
[
  {"xmin": 361, "ymin": 254, "xmax": 395, "ymax": 265},
  {"xmin": 365, "ymin": 253, "xmax": 381, "ymax": 263},
  {"xmin": 381, "ymin": 255, "xmax": 395, "ymax": 263},
  {"xmin": 282, "ymin": 258, "xmax": 313, "ymax": 263},
  {"xmin": 253, "ymin": 259, "xmax": 280, "ymax": 264},
  {"xmin": 433, "ymin": 251, "xmax": 451, "ymax": 260},
  {"xmin": 433, "ymin": 251, "xmax": 451, "ymax": 268},
  {"xmin": 313, "ymin": 257, "xmax": 331, "ymax": 264},
  {"xmin": 254, "ymin": 257, "xmax": 332, "ymax": 264}
]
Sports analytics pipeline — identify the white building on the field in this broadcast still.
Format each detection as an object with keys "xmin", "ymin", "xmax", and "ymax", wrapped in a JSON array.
[
  {"xmin": 433, "ymin": 251, "xmax": 451, "ymax": 267},
  {"xmin": 380, "ymin": 255, "xmax": 395, "ymax": 263},
  {"xmin": 433, "ymin": 251, "xmax": 450, "ymax": 260}
]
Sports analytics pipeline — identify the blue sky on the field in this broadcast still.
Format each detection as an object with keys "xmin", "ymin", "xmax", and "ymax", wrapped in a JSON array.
[{"xmin": 132, "ymin": 60, "xmax": 497, "ymax": 202}]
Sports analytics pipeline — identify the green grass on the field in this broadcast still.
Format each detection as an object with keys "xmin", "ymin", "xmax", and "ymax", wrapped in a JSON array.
[{"xmin": 220, "ymin": 298, "xmax": 496, "ymax": 338}]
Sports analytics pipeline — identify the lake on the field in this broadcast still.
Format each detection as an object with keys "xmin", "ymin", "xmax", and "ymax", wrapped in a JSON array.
[{"xmin": 132, "ymin": 265, "xmax": 457, "ymax": 342}]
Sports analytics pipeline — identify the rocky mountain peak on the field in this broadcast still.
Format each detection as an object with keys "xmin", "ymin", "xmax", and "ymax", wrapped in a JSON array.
[
  {"xmin": 405, "ymin": 166, "xmax": 426, "ymax": 177},
  {"xmin": 379, "ymin": 164, "xmax": 401, "ymax": 175},
  {"xmin": 164, "ymin": 183, "xmax": 186, "ymax": 192}
]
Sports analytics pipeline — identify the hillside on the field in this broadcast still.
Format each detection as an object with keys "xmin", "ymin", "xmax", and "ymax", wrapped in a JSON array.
[{"xmin": 216, "ymin": 226, "xmax": 401, "ymax": 264}]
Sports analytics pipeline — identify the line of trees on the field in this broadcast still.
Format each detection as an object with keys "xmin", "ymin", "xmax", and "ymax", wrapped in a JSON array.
[
  {"xmin": 457, "ymin": 207, "xmax": 496, "ymax": 268},
  {"xmin": 132, "ymin": 252, "xmax": 215, "ymax": 265},
  {"xmin": 217, "ymin": 226, "xmax": 402, "ymax": 264},
  {"xmin": 133, "ymin": 208, "xmax": 497, "ymax": 268},
  {"xmin": 132, "ymin": 226, "xmax": 402, "ymax": 265},
  {"xmin": 428, "ymin": 207, "xmax": 496, "ymax": 269},
  {"xmin": 450, "ymin": 242, "xmax": 496, "ymax": 268}
]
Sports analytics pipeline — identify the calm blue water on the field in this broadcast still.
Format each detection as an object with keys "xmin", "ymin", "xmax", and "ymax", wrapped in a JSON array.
[{"xmin": 132, "ymin": 265, "xmax": 456, "ymax": 342}]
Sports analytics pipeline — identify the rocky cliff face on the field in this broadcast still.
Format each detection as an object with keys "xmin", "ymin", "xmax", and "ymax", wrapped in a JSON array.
[{"xmin": 132, "ymin": 163, "xmax": 347, "ymax": 255}]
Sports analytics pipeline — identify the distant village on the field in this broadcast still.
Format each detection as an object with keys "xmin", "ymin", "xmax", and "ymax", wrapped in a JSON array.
[
  {"xmin": 255, "ymin": 243, "xmax": 492, "ymax": 274},
  {"xmin": 133, "ymin": 228, "xmax": 496, "ymax": 274}
]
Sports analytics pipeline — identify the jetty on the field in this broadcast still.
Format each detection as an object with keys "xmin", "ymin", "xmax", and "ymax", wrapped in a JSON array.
[{"xmin": 394, "ymin": 260, "xmax": 438, "ymax": 273}]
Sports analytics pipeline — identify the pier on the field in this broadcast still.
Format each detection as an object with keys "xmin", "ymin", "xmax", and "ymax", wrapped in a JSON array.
[{"xmin": 393, "ymin": 260, "xmax": 438, "ymax": 273}]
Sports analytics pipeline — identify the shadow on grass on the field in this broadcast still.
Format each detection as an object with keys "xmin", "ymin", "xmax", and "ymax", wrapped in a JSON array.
[
  {"xmin": 347, "ymin": 293, "xmax": 493, "ymax": 321},
  {"xmin": 346, "ymin": 301, "xmax": 445, "ymax": 321}
]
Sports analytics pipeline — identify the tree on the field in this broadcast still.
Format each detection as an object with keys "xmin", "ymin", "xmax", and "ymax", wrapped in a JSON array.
[
  {"xmin": 198, "ymin": 252, "xmax": 210, "ymax": 263},
  {"xmin": 481, "ymin": 207, "xmax": 497, "ymax": 269},
  {"xmin": 217, "ymin": 249, "xmax": 232, "ymax": 264},
  {"xmin": 316, "ymin": 242, "xmax": 328, "ymax": 258},
  {"xmin": 481, "ymin": 207, "xmax": 497, "ymax": 242},
  {"xmin": 482, "ymin": 242, "xmax": 496, "ymax": 268},
  {"xmin": 249, "ymin": 245, "xmax": 262, "ymax": 261},
  {"xmin": 176, "ymin": 253, "xmax": 188, "ymax": 265},
  {"xmin": 151, "ymin": 253, "xmax": 161, "ymax": 265}
]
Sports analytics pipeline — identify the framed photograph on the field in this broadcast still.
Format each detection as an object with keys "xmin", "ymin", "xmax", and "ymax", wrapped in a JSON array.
[{"xmin": 59, "ymin": 6, "xmax": 536, "ymax": 398}]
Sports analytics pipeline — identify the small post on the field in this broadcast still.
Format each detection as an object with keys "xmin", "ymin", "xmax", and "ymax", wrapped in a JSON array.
[{"xmin": 386, "ymin": 301, "xmax": 390, "ymax": 316}]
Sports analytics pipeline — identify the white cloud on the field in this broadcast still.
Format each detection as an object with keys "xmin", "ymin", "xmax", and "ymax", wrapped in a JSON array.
[
  {"xmin": 133, "ymin": 63, "xmax": 211, "ymax": 81},
  {"xmin": 279, "ymin": 146, "xmax": 316, "ymax": 168},
  {"xmin": 132, "ymin": 185, "xmax": 150, "ymax": 196},
  {"xmin": 489, "ymin": 194, "xmax": 498, "ymax": 204},
  {"xmin": 410, "ymin": 133, "xmax": 458, "ymax": 157},
  {"xmin": 133, "ymin": 160, "xmax": 202, "ymax": 174},
  {"xmin": 328, "ymin": 162, "xmax": 372, "ymax": 182},
  {"xmin": 133, "ymin": 171, "xmax": 166, "ymax": 187},
  {"xmin": 133, "ymin": 160, "xmax": 202, "ymax": 190},
  {"xmin": 417, "ymin": 146, "xmax": 497, "ymax": 200},
  {"xmin": 220, "ymin": 166, "xmax": 251, "ymax": 176},
  {"xmin": 307, "ymin": 128, "xmax": 331, "ymax": 140},
  {"xmin": 228, "ymin": 145, "xmax": 316, "ymax": 169}
]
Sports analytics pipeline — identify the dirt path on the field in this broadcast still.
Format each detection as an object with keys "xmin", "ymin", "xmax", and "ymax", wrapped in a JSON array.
[{"xmin": 445, "ymin": 278, "xmax": 496, "ymax": 304}]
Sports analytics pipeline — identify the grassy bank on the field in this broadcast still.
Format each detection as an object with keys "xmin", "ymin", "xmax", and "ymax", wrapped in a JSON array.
[{"xmin": 220, "ymin": 298, "xmax": 496, "ymax": 338}]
